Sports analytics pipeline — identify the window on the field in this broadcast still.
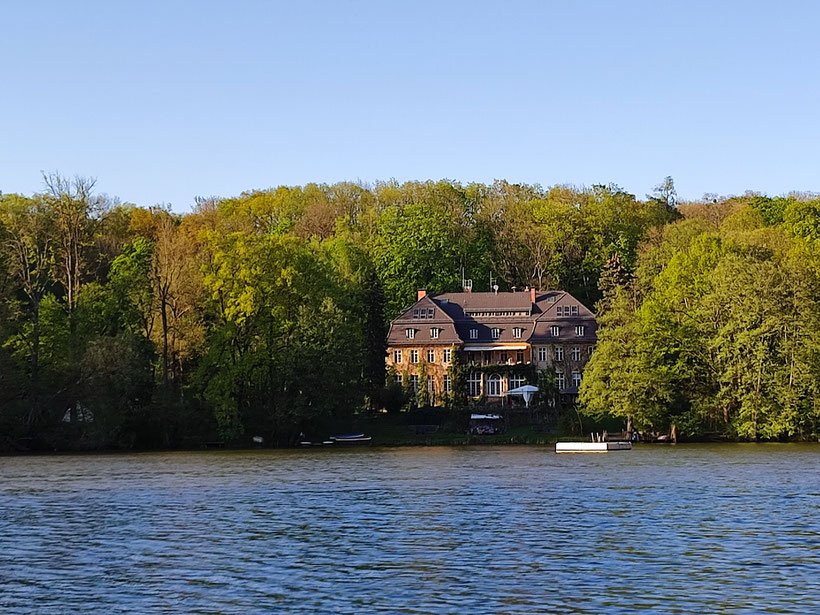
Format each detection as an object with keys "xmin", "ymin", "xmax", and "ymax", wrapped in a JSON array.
[
  {"xmin": 538, "ymin": 346, "xmax": 547, "ymax": 362},
  {"xmin": 430, "ymin": 328, "xmax": 440, "ymax": 339},
  {"xmin": 410, "ymin": 350, "xmax": 419, "ymax": 363},
  {"xmin": 500, "ymin": 351, "xmax": 508, "ymax": 364},
  {"xmin": 395, "ymin": 374, "xmax": 402, "ymax": 385},
  {"xmin": 555, "ymin": 347, "xmax": 564, "ymax": 362},
  {"xmin": 551, "ymin": 325, "xmax": 560, "ymax": 337},
  {"xmin": 410, "ymin": 374, "xmax": 419, "ymax": 391},
  {"xmin": 427, "ymin": 375, "xmax": 435, "ymax": 393},
  {"xmin": 516, "ymin": 350, "xmax": 524, "ymax": 363},
  {"xmin": 470, "ymin": 328, "xmax": 478, "ymax": 339},
  {"xmin": 393, "ymin": 350, "xmax": 402, "ymax": 363},
  {"xmin": 412, "ymin": 309, "xmax": 419, "ymax": 319},
  {"xmin": 556, "ymin": 306, "xmax": 563, "ymax": 317},
  {"xmin": 443, "ymin": 348, "xmax": 452, "ymax": 363},
  {"xmin": 509, "ymin": 374, "xmax": 525, "ymax": 389},
  {"xmin": 487, "ymin": 374, "xmax": 503, "ymax": 396},
  {"xmin": 575, "ymin": 325, "xmax": 585, "ymax": 337},
  {"xmin": 443, "ymin": 374, "xmax": 451, "ymax": 393},
  {"xmin": 491, "ymin": 328, "xmax": 501, "ymax": 339},
  {"xmin": 556, "ymin": 370, "xmax": 565, "ymax": 390},
  {"xmin": 571, "ymin": 305, "xmax": 578, "ymax": 316},
  {"xmin": 468, "ymin": 372, "xmax": 482, "ymax": 396},
  {"xmin": 426, "ymin": 349, "xmax": 435, "ymax": 362},
  {"xmin": 588, "ymin": 346, "xmax": 594, "ymax": 357},
  {"xmin": 513, "ymin": 327, "xmax": 523, "ymax": 338},
  {"xmin": 427, "ymin": 308, "xmax": 434, "ymax": 318},
  {"xmin": 406, "ymin": 328, "xmax": 415, "ymax": 339},
  {"xmin": 571, "ymin": 347, "xmax": 581, "ymax": 361},
  {"xmin": 572, "ymin": 372, "xmax": 582, "ymax": 388}
]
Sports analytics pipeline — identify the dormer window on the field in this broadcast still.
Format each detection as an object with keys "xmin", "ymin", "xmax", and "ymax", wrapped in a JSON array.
[
  {"xmin": 513, "ymin": 327, "xmax": 523, "ymax": 338},
  {"xmin": 575, "ymin": 325, "xmax": 585, "ymax": 336},
  {"xmin": 430, "ymin": 328, "xmax": 440, "ymax": 339},
  {"xmin": 469, "ymin": 328, "xmax": 478, "ymax": 339},
  {"xmin": 406, "ymin": 328, "xmax": 415, "ymax": 339},
  {"xmin": 551, "ymin": 325, "xmax": 560, "ymax": 337},
  {"xmin": 491, "ymin": 328, "xmax": 501, "ymax": 339}
]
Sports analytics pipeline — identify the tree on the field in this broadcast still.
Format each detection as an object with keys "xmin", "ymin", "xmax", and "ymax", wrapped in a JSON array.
[{"xmin": 0, "ymin": 195, "xmax": 55, "ymax": 426}]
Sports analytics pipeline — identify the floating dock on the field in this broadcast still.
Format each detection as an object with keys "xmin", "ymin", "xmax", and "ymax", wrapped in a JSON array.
[{"xmin": 555, "ymin": 441, "xmax": 632, "ymax": 453}]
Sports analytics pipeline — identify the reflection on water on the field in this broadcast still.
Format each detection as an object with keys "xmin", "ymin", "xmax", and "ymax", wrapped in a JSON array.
[{"xmin": 1, "ymin": 445, "xmax": 819, "ymax": 613}]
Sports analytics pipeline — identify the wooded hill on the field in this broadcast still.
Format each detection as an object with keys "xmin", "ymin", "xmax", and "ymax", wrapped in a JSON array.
[{"xmin": 1, "ymin": 175, "xmax": 817, "ymax": 448}]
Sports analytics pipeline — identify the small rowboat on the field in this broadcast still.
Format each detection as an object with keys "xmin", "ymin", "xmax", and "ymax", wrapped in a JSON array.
[{"xmin": 329, "ymin": 434, "xmax": 372, "ymax": 444}]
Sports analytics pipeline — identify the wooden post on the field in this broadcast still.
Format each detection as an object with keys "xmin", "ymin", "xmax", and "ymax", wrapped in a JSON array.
[{"xmin": 671, "ymin": 424, "xmax": 678, "ymax": 444}]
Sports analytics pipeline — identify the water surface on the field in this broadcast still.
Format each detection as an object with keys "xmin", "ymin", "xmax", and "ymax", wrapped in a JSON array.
[{"xmin": 1, "ymin": 444, "xmax": 819, "ymax": 613}]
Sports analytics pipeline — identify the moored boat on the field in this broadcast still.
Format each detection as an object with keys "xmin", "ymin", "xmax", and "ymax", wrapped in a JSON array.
[{"xmin": 555, "ymin": 441, "xmax": 632, "ymax": 453}]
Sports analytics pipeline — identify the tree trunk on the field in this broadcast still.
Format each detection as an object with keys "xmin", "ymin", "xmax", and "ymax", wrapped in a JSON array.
[{"xmin": 28, "ymin": 297, "xmax": 41, "ymax": 428}]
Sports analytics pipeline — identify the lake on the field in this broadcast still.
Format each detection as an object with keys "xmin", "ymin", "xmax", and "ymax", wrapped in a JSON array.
[{"xmin": 1, "ymin": 444, "xmax": 819, "ymax": 613}]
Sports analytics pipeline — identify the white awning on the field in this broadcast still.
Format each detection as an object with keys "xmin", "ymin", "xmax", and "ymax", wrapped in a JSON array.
[{"xmin": 462, "ymin": 345, "xmax": 528, "ymax": 351}]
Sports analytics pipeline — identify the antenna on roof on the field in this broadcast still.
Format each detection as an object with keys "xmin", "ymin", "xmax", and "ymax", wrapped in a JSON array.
[{"xmin": 489, "ymin": 272, "xmax": 497, "ymax": 293}]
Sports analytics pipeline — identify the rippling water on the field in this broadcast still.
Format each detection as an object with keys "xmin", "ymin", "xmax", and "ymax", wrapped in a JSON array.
[{"xmin": 1, "ymin": 444, "xmax": 819, "ymax": 613}]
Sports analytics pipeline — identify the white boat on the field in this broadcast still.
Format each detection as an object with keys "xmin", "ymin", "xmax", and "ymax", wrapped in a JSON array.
[{"xmin": 555, "ymin": 441, "xmax": 632, "ymax": 453}]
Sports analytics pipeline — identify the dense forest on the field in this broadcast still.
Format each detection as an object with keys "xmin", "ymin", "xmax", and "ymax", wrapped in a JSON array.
[{"xmin": 1, "ymin": 174, "xmax": 818, "ymax": 449}]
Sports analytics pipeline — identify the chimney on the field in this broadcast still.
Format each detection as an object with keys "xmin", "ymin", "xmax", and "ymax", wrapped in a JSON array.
[
  {"xmin": 417, "ymin": 289, "xmax": 427, "ymax": 301},
  {"xmin": 530, "ymin": 287, "xmax": 536, "ymax": 304}
]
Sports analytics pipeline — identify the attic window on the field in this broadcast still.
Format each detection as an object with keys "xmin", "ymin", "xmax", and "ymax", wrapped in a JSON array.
[
  {"xmin": 412, "ymin": 309, "xmax": 420, "ymax": 319},
  {"xmin": 427, "ymin": 308, "xmax": 434, "ymax": 318},
  {"xmin": 469, "ymin": 328, "xmax": 478, "ymax": 339},
  {"xmin": 556, "ymin": 306, "xmax": 563, "ymax": 317},
  {"xmin": 491, "ymin": 328, "xmax": 501, "ymax": 339},
  {"xmin": 551, "ymin": 325, "xmax": 560, "ymax": 337},
  {"xmin": 430, "ymin": 328, "xmax": 440, "ymax": 339},
  {"xmin": 513, "ymin": 327, "xmax": 523, "ymax": 338},
  {"xmin": 406, "ymin": 328, "xmax": 415, "ymax": 339},
  {"xmin": 571, "ymin": 305, "xmax": 578, "ymax": 316}
]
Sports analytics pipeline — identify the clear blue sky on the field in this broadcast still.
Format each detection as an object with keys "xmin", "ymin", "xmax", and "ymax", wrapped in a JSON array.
[{"xmin": 3, "ymin": 0, "xmax": 820, "ymax": 210}]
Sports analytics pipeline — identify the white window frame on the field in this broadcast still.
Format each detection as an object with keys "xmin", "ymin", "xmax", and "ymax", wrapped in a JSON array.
[
  {"xmin": 571, "ymin": 347, "xmax": 581, "ymax": 361},
  {"xmin": 426, "ymin": 349, "xmax": 435, "ymax": 362},
  {"xmin": 410, "ymin": 374, "xmax": 419, "ymax": 391},
  {"xmin": 427, "ymin": 375, "xmax": 435, "ymax": 393},
  {"xmin": 430, "ymin": 328, "xmax": 439, "ymax": 339},
  {"xmin": 410, "ymin": 350, "xmax": 419, "ymax": 364},
  {"xmin": 467, "ymin": 372, "xmax": 481, "ymax": 396},
  {"xmin": 406, "ymin": 328, "xmax": 415, "ymax": 339},
  {"xmin": 556, "ymin": 371, "xmax": 565, "ymax": 390},
  {"xmin": 575, "ymin": 325, "xmax": 585, "ymax": 337},
  {"xmin": 513, "ymin": 327, "xmax": 523, "ymax": 338},
  {"xmin": 571, "ymin": 305, "xmax": 579, "ymax": 316},
  {"xmin": 538, "ymin": 346, "xmax": 547, "ymax": 362},
  {"xmin": 395, "ymin": 374, "xmax": 402, "ymax": 385},
  {"xmin": 469, "ymin": 328, "xmax": 478, "ymax": 339},
  {"xmin": 491, "ymin": 328, "xmax": 501, "ymax": 339},
  {"xmin": 551, "ymin": 325, "xmax": 560, "ymax": 337},
  {"xmin": 443, "ymin": 348, "xmax": 452, "ymax": 363},
  {"xmin": 572, "ymin": 372, "xmax": 582, "ymax": 388},
  {"xmin": 443, "ymin": 374, "xmax": 451, "ymax": 393},
  {"xmin": 555, "ymin": 346, "xmax": 564, "ymax": 362},
  {"xmin": 509, "ymin": 374, "xmax": 526, "ymax": 390},
  {"xmin": 394, "ymin": 350, "xmax": 402, "ymax": 363}
]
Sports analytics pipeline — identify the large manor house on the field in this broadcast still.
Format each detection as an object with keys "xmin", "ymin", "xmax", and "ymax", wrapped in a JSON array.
[{"xmin": 386, "ymin": 287, "xmax": 597, "ymax": 403}]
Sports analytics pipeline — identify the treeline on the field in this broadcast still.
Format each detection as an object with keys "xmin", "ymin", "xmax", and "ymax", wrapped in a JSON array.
[
  {"xmin": 581, "ymin": 193, "xmax": 820, "ymax": 440},
  {"xmin": 0, "ymin": 173, "xmax": 719, "ymax": 449}
]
